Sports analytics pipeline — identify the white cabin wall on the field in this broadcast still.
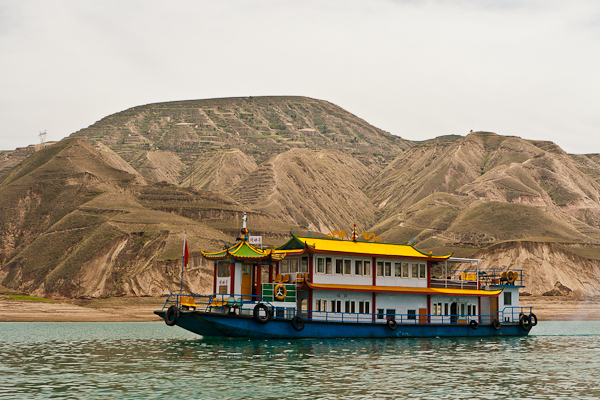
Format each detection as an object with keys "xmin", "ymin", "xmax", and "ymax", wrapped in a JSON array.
[
  {"xmin": 375, "ymin": 293, "xmax": 426, "ymax": 316},
  {"xmin": 500, "ymin": 287, "xmax": 520, "ymax": 322},
  {"xmin": 234, "ymin": 262, "xmax": 242, "ymax": 295}
]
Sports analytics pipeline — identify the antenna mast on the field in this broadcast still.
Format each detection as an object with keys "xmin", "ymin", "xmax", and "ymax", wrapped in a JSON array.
[{"xmin": 39, "ymin": 130, "xmax": 47, "ymax": 145}]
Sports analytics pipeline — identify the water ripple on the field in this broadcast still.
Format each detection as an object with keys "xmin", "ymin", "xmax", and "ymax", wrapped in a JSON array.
[{"xmin": 1, "ymin": 322, "xmax": 600, "ymax": 399}]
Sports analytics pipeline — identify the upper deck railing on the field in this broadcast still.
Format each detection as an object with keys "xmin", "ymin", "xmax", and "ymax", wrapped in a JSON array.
[{"xmin": 434, "ymin": 257, "xmax": 526, "ymax": 289}]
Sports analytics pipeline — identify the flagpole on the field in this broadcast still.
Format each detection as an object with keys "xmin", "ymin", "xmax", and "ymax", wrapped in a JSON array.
[{"xmin": 180, "ymin": 231, "xmax": 186, "ymax": 307}]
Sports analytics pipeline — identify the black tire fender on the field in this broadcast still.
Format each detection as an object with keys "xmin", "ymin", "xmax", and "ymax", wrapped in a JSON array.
[
  {"xmin": 469, "ymin": 320, "xmax": 479, "ymax": 330},
  {"xmin": 492, "ymin": 319, "xmax": 502, "ymax": 330},
  {"xmin": 530, "ymin": 313, "xmax": 538, "ymax": 327},
  {"xmin": 253, "ymin": 303, "xmax": 271, "ymax": 324},
  {"xmin": 165, "ymin": 305, "xmax": 179, "ymax": 327},
  {"xmin": 291, "ymin": 316, "xmax": 305, "ymax": 331},
  {"xmin": 519, "ymin": 314, "xmax": 532, "ymax": 331},
  {"xmin": 386, "ymin": 318, "xmax": 398, "ymax": 331}
]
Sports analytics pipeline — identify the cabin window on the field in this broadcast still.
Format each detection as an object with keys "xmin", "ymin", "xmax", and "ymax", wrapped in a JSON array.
[
  {"xmin": 444, "ymin": 303, "xmax": 449, "ymax": 315},
  {"xmin": 363, "ymin": 261, "xmax": 371, "ymax": 276},
  {"xmin": 419, "ymin": 263, "xmax": 427, "ymax": 279},
  {"xmin": 472, "ymin": 305, "xmax": 477, "ymax": 316},
  {"xmin": 242, "ymin": 264, "xmax": 251, "ymax": 275},
  {"xmin": 326, "ymin": 257, "xmax": 332, "ymax": 274},
  {"xmin": 407, "ymin": 309, "xmax": 416, "ymax": 320},
  {"xmin": 316, "ymin": 299, "xmax": 321, "ymax": 312},
  {"xmin": 460, "ymin": 303, "xmax": 466, "ymax": 317},
  {"xmin": 358, "ymin": 301, "xmax": 371, "ymax": 314},
  {"xmin": 289, "ymin": 258, "xmax": 299, "ymax": 274},
  {"xmin": 344, "ymin": 259, "xmax": 352, "ymax": 275},
  {"xmin": 432, "ymin": 303, "xmax": 438, "ymax": 315},
  {"xmin": 436, "ymin": 303, "xmax": 442, "ymax": 316},
  {"xmin": 384, "ymin": 262, "xmax": 392, "ymax": 277},
  {"xmin": 217, "ymin": 262, "xmax": 230, "ymax": 277},
  {"xmin": 331, "ymin": 300, "xmax": 342, "ymax": 313},
  {"xmin": 411, "ymin": 263, "xmax": 418, "ymax": 278},
  {"xmin": 301, "ymin": 257, "xmax": 309, "ymax": 273},
  {"xmin": 345, "ymin": 301, "xmax": 356, "ymax": 313},
  {"xmin": 281, "ymin": 259, "xmax": 289, "ymax": 274},
  {"xmin": 394, "ymin": 262, "xmax": 402, "ymax": 277},
  {"xmin": 377, "ymin": 261, "xmax": 383, "ymax": 276},
  {"xmin": 504, "ymin": 291, "xmax": 512, "ymax": 306},
  {"xmin": 402, "ymin": 263, "xmax": 409, "ymax": 278},
  {"xmin": 336, "ymin": 259, "xmax": 343, "ymax": 275},
  {"xmin": 355, "ymin": 260, "xmax": 363, "ymax": 276},
  {"xmin": 218, "ymin": 285, "xmax": 228, "ymax": 294},
  {"xmin": 377, "ymin": 308, "xmax": 385, "ymax": 319},
  {"xmin": 386, "ymin": 309, "xmax": 396, "ymax": 319},
  {"xmin": 316, "ymin": 257, "xmax": 325, "ymax": 274},
  {"xmin": 322, "ymin": 300, "xmax": 327, "ymax": 312}
]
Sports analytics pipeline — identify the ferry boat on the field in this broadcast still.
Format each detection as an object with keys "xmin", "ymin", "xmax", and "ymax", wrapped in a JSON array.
[{"xmin": 155, "ymin": 217, "xmax": 536, "ymax": 338}]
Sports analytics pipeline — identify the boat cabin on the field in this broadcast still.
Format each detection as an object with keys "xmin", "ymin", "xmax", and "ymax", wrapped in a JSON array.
[{"xmin": 200, "ymin": 222, "xmax": 527, "ymax": 326}]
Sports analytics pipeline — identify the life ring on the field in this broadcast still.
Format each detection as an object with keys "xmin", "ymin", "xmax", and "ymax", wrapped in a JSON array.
[
  {"xmin": 165, "ymin": 305, "xmax": 179, "ymax": 326},
  {"xmin": 274, "ymin": 284, "xmax": 287, "ymax": 301},
  {"xmin": 387, "ymin": 318, "xmax": 398, "ymax": 331},
  {"xmin": 530, "ymin": 313, "xmax": 538, "ymax": 326},
  {"xmin": 519, "ymin": 314, "xmax": 532, "ymax": 331},
  {"xmin": 492, "ymin": 319, "xmax": 502, "ymax": 330},
  {"xmin": 507, "ymin": 270, "xmax": 516, "ymax": 284},
  {"xmin": 253, "ymin": 303, "xmax": 271, "ymax": 324},
  {"xmin": 469, "ymin": 320, "xmax": 479, "ymax": 330},
  {"xmin": 291, "ymin": 316, "xmax": 305, "ymax": 331}
]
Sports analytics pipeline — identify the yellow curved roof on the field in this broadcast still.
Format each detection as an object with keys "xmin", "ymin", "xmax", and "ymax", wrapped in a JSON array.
[{"xmin": 296, "ymin": 236, "xmax": 451, "ymax": 260}]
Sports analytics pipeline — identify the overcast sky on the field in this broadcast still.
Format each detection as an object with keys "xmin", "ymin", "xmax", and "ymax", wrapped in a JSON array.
[{"xmin": 1, "ymin": 0, "xmax": 599, "ymax": 153}]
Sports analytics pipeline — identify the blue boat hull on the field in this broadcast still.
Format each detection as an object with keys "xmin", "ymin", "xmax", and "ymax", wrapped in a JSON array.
[{"xmin": 155, "ymin": 310, "xmax": 531, "ymax": 339}]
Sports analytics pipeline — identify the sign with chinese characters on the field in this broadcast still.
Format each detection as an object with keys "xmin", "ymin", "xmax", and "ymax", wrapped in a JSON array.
[{"xmin": 249, "ymin": 236, "xmax": 262, "ymax": 245}]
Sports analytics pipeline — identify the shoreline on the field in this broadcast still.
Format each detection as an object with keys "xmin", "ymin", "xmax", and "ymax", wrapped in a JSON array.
[{"xmin": 1, "ymin": 295, "xmax": 599, "ymax": 322}]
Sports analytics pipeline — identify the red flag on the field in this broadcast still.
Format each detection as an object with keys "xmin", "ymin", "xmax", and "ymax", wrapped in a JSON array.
[{"xmin": 183, "ymin": 234, "xmax": 190, "ymax": 267}]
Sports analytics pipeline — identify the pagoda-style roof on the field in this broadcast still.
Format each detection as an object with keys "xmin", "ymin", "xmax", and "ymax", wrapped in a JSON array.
[
  {"xmin": 201, "ymin": 240, "xmax": 304, "ymax": 262},
  {"xmin": 277, "ymin": 234, "xmax": 451, "ymax": 261}
]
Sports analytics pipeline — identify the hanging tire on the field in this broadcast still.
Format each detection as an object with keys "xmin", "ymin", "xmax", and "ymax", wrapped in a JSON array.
[
  {"xmin": 530, "ymin": 313, "xmax": 538, "ymax": 326},
  {"xmin": 492, "ymin": 319, "xmax": 502, "ymax": 330},
  {"xmin": 469, "ymin": 320, "xmax": 479, "ymax": 330},
  {"xmin": 386, "ymin": 318, "xmax": 398, "ymax": 331},
  {"xmin": 519, "ymin": 314, "xmax": 532, "ymax": 331},
  {"xmin": 291, "ymin": 316, "xmax": 305, "ymax": 331},
  {"xmin": 165, "ymin": 305, "xmax": 179, "ymax": 326},
  {"xmin": 253, "ymin": 303, "xmax": 271, "ymax": 324}
]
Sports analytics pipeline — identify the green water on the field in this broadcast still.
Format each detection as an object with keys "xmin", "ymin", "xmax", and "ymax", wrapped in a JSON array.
[{"xmin": 1, "ymin": 321, "xmax": 599, "ymax": 399}]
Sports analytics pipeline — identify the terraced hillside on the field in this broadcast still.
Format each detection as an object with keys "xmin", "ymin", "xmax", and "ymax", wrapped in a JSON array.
[
  {"xmin": 71, "ymin": 96, "xmax": 411, "ymax": 182},
  {"xmin": 0, "ymin": 138, "xmax": 305, "ymax": 298},
  {"xmin": 367, "ymin": 132, "xmax": 600, "ymax": 259},
  {"xmin": 4, "ymin": 97, "xmax": 600, "ymax": 299}
]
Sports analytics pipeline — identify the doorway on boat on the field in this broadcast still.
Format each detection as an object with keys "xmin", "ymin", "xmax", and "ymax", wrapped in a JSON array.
[
  {"xmin": 490, "ymin": 296, "xmax": 499, "ymax": 324},
  {"xmin": 241, "ymin": 264, "xmax": 252, "ymax": 299},
  {"xmin": 450, "ymin": 302, "xmax": 457, "ymax": 324}
]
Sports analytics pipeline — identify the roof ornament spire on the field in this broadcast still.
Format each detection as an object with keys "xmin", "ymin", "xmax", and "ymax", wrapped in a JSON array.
[
  {"xmin": 241, "ymin": 212, "xmax": 249, "ymax": 241},
  {"xmin": 352, "ymin": 223, "xmax": 358, "ymax": 242}
]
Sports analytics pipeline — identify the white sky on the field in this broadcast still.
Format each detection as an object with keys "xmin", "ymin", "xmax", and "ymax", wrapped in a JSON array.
[{"xmin": 1, "ymin": 0, "xmax": 599, "ymax": 153}]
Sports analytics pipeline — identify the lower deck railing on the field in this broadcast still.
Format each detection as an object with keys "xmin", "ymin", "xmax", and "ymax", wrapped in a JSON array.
[{"xmin": 162, "ymin": 294, "xmax": 533, "ymax": 325}]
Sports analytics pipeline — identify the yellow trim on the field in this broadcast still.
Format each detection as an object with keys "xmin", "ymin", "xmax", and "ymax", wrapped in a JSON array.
[{"xmin": 302, "ymin": 282, "xmax": 502, "ymax": 297}]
